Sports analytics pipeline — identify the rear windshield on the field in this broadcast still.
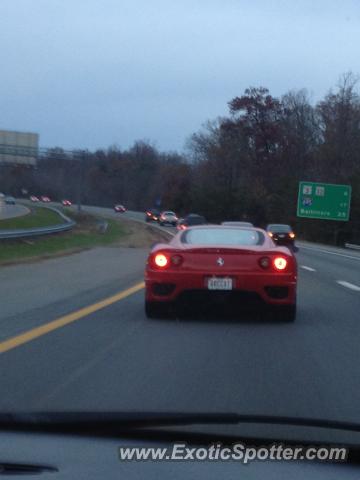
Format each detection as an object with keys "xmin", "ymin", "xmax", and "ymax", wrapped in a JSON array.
[
  {"xmin": 268, "ymin": 224, "xmax": 291, "ymax": 232},
  {"xmin": 222, "ymin": 221, "xmax": 253, "ymax": 227},
  {"xmin": 182, "ymin": 228, "xmax": 264, "ymax": 245}
]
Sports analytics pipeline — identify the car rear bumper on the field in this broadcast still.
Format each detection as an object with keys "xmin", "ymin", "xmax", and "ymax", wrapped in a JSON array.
[
  {"xmin": 273, "ymin": 237, "xmax": 295, "ymax": 246},
  {"xmin": 145, "ymin": 270, "xmax": 297, "ymax": 305}
]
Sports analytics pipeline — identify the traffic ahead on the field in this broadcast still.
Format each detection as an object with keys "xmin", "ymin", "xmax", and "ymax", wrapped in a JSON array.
[{"xmin": 0, "ymin": 205, "xmax": 359, "ymax": 421}]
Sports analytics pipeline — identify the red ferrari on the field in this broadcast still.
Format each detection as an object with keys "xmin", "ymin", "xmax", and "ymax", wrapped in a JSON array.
[{"xmin": 145, "ymin": 225, "xmax": 297, "ymax": 321}]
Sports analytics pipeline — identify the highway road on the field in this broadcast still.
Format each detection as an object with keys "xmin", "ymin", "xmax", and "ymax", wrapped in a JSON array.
[
  {"xmin": 0, "ymin": 202, "xmax": 29, "ymax": 219},
  {"xmin": 1, "ymin": 205, "xmax": 360, "ymax": 437}
]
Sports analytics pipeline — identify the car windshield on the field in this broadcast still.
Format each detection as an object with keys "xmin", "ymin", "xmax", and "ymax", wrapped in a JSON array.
[
  {"xmin": 183, "ymin": 228, "xmax": 264, "ymax": 246},
  {"xmin": 268, "ymin": 225, "xmax": 292, "ymax": 232},
  {"xmin": 1, "ymin": 0, "xmax": 360, "ymax": 459}
]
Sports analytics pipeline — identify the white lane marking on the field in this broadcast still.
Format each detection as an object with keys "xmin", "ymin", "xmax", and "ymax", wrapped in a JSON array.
[
  {"xmin": 298, "ymin": 244, "xmax": 360, "ymax": 261},
  {"xmin": 300, "ymin": 265, "xmax": 316, "ymax": 272},
  {"xmin": 337, "ymin": 281, "xmax": 360, "ymax": 292}
]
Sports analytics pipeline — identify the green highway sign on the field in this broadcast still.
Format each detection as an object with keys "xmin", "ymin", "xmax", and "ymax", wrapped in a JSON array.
[{"xmin": 297, "ymin": 182, "xmax": 351, "ymax": 221}]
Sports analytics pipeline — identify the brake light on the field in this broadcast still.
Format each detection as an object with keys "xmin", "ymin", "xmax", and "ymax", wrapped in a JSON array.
[
  {"xmin": 289, "ymin": 232, "xmax": 295, "ymax": 239},
  {"xmin": 154, "ymin": 253, "xmax": 168, "ymax": 268},
  {"xmin": 273, "ymin": 257, "xmax": 287, "ymax": 271}
]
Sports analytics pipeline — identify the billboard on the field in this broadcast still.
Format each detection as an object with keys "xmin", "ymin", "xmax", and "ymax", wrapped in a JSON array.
[{"xmin": 0, "ymin": 130, "xmax": 39, "ymax": 166}]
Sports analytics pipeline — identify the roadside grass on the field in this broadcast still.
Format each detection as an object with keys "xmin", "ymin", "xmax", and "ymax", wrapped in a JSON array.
[
  {"xmin": 0, "ymin": 206, "xmax": 62, "ymax": 229},
  {"xmin": 0, "ymin": 211, "xmax": 128, "ymax": 265}
]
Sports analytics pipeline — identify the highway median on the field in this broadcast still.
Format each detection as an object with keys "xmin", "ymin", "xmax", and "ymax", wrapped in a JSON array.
[
  {"xmin": 0, "ymin": 210, "xmax": 165, "ymax": 266},
  {"xmin": 0, "ymin": 205, "xmax": 61, "ymax": 230}
]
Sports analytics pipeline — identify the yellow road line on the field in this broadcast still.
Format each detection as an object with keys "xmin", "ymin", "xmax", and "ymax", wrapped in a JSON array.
[{"xmin": 0, "ymin": 281, "xmax": 145, "ymax": 354}]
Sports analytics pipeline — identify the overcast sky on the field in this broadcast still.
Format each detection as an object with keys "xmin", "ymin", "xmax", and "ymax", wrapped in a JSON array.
[{"xmin": 1, "ymin": 0, "xmax": 360, "ymax": 152}]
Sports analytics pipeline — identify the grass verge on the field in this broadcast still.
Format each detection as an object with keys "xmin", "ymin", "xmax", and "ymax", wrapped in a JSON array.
[
  {"xmin": 0, "ymin": 206, "xmax": 62, "ymax": 229},
  {"xmin": 0, "ymin": 212, "xmax": 127, "ymax": 265},
  {"xmin": 0, "ymin": 210, "xmax": 169, "ymax": 266}
]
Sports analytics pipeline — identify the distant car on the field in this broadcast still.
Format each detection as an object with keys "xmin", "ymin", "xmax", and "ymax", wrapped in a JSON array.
[
  {"xmin": 30, "ymin": 195, "xmax": 40, "ymax": 202},
  {"xmin": 145, "ymin": 225, "xmax": 297, "ymax": 321},
  {"xmin": 114, "ymin": 204, "xmax": 126, "ymax": 213},
  {"xmin": 145, "ymin": 208, "xmax": 161, "ymax": 222},
  {"xmin": 266, "ymin": 224, "xmax": 296, "ymax": 246},
  {"xmin": 41, "ymin": 196, "xmax": 51, "ymax": 202},
  {"xmin": 159, "ymin": 211, "xmax": 178, "ymax": 226},
  {"xmin": 222, "ymin": 221, "xmax": 254, "ymax": 227},
  {"xmin": 177, "ymin": 214, "xmax": 207, "ymax": 230},
  {"xmin": 5, "ymin": 196, "xmax": 16, "ymax": 205},
  {"xmin": 62, "ymin": 199, "xmax": 72, "ymax": 206}
]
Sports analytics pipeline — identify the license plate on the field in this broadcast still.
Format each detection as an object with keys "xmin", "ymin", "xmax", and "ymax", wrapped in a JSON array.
[
  {"xmin": 207, "ymin": 278, "xmax": 233, "ymax": 290},
  {"xmin": 278, "ymin": 234, "xmax": 285, "ymax": 238}
]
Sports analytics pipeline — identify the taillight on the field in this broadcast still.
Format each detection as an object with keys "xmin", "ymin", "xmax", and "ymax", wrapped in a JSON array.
[
  {"xmin": 259, "ymin": 256, "xmax": 271, "ymax": 269},
  {"xmin": 151, "ymin": 252, "xmax": 183, "ymax": 268},
  {"xmin": 268, "ymin": 232, "xmax": 273, "ymax": 237},
  {"xmin": 273, "ymin": 257, "xmax": 287, "ymax": 271},
  {"xmin": 289, "ymin": 232, "xmax": 295, "ymax": 239},
  {"xmin": 154, "ymin": 253, "xmax": 168, "ymax": 268}
]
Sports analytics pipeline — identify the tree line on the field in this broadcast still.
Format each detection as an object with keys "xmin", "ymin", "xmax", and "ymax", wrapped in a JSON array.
[{"xmin": 2, "ymin": 73, "xmax": 360, "ymax": 245}]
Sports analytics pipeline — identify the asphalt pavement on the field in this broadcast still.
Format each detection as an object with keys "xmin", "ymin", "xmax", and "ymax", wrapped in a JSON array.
[
  {"xmin": 1, "ymin": 206, "xmax": 360, "ymax": 437},
  {"xmin": 0, "ymin": 202, "xmax": 29, "ymax": 219}
]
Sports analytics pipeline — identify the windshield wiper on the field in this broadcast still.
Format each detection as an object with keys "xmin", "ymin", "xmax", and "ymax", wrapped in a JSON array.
[{"xmin": 1, "ymin": 412, "xmax": 360, "ymax": 433}]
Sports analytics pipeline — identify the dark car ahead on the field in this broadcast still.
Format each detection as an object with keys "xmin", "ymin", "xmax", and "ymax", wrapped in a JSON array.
[
  {"xmin": 145, "ymin": 208, "xmax": 161, "ymax": 222},
  {"xmin": 177, "ymin": 214, "xmax": 207, "ymax": 230},
  {"xmin": 266, "ymin": 224, "xmax": 296, "ymax": 246}
]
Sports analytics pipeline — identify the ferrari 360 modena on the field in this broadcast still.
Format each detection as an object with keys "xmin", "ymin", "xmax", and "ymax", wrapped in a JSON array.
[{"xmin": 145, "ymin": 225, "xmax": 297, "ymax": 321}]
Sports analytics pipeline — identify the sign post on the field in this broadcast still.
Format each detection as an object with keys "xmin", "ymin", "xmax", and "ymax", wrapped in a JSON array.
[{"xmin": 297, "ymin": 182, "xmax": 351, "ymax": 221}]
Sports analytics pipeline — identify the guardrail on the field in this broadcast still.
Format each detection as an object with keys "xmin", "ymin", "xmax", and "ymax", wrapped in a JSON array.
[
  {"xmin": 0, "ymin": 207, "xmax": 76, "ymax": 239},
  {"xmin": 345, "ymin": 242, "xmax": 360, "ymax": 250}
]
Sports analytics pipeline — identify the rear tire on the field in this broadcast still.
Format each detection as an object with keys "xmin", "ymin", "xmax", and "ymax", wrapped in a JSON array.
[{"xmin": 145, "ymin": 301, "xmax": 171, "ymax": 319}]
